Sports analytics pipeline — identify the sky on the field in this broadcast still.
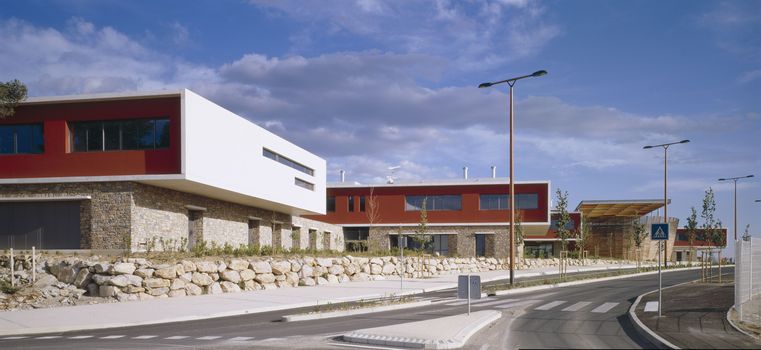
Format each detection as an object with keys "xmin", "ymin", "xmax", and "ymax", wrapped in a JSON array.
[{"xmin": 2, "ymin": 0, "xmax": 759, "ymax": 255}]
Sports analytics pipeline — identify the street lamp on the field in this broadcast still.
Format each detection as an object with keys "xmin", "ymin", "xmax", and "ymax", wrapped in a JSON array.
[
  {"xmin": 718, "ymin": 175, "xmax": 754, "ymax": 241},
  {"xmin": 479, "ymin": 69, "xmax": 547, "ymax": 285},
  {"xmin": 643, "ymin": 139, "xmax": 689, "ymax": 268}
]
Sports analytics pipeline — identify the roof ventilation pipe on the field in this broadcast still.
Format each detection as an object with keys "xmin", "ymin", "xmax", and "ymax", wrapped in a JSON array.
[
  {"xmin": 339, "ymin": 169, "xmax": 345, "ymax": 183},
  {"xmin": 491, "ymin": 165, "xmax": 496, "ymax": 178},
  {"xmin": 463, "ymin": 166, "xmax": 469, "ymax": 180}
]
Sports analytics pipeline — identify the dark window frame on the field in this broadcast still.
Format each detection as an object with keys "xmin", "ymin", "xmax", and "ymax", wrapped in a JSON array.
[
  {"xmin": 294, "ymin": 177, "xmax": 314, "ymax": 191},
  {"xmin": 404, "ymin": 195, "xmax": 462, "ymax": 211},
  {"xmin": 327, "ymin": 197, "xmax": 336, "ymax": 212},
  {"xmin": 69, "ymin": 118, "xmax": 170, "ymax": 152},
  {"xmin": 262, "ymin": 148, "xmax": 314, "ymax": 176},
  {"xmin": 479, "ymin": 193, "xmax": 539, "ymax": 210}
]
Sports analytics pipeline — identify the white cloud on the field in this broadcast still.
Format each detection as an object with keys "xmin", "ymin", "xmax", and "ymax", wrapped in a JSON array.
[{"xmin": 738, "ymin": 69, "xmax": 761, "ymax": 83}]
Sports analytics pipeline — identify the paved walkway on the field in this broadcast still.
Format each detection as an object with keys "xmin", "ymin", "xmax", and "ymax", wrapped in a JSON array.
[
  {"xmin": 0, "ymin": 263, "xmax": 642, "ymax": 336},
  {"xmin": 634, "ymin": 276, "xmax": 761, "ymax": 349}
]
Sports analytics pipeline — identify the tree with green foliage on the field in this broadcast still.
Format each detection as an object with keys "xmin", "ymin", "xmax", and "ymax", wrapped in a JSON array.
[
  {"xmin": 743, "ymin": 224, "xmax": 751, "ymax": 241},
  {"xmin": 701, "ymin": 187, "xmax": 717, "ymax": 248},
  {"xmin": 554, "ymin": 188, "xmax": 572, "ymax": 253},
  {"xmin": 684, "ymin": 207, "xmax": 699, "ymax": 264},
  {"xmin": 631, "ymin": 218, "xmax": 648, "ymax": 269},
  {"xmin": 411, "ymin": 197, "xmax": 430, "ymax": 255},
  {"xmin": 577, "ymin": 216, "xmax": 591, "ymax": 260},
  {"xmin": 0, "ymin": 80, "xmax": 28, "ymax": 118}
]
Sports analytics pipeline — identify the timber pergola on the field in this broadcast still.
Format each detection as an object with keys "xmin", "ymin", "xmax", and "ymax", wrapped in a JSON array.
[{"xmin": 575, "ymin": 199, "xmax": 666, "ymax": 218}]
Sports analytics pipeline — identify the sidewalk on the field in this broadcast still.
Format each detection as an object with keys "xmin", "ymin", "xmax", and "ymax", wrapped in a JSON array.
[
  {"xmin": 0, "ymin": 262, "xmax": 641, "ymax": 336},
  {"xmin": 633, "ymin": 275, "xmax": 761, "ymax": 349}
]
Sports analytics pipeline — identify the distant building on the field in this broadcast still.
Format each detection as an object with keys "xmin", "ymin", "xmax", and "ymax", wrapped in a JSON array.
[
  {"xmin": 673, "ymin": 228, "xmax": 728, "ymax": 262},
  {"xmin": 0, "ymin": 90, "xmax": 341, "ymax": 251}
]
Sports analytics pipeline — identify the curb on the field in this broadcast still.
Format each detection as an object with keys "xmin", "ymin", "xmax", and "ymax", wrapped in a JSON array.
[
  {"xmin": 493, "ymin": 266, "xmax": 703, "ymax": 296},
  {"xmin": 726, "ymin": 306, "xmax": 759, "ymax": 340},
  {"xmin": 282, "ymin": 300, "xmax": 431, "ymax": 322},
  {"xmin": 626, "ymin": 270, "xmax": 736, "ymax": 350},
  {"xmin": 342, "ymin": 310, "xmax": 501, "ymax": 349}
]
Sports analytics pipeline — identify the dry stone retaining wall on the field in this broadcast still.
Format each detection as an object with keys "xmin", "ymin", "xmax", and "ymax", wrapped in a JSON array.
[{"xmin": 1, "ymin": 253, "xmax": 629, "ymax": 309}]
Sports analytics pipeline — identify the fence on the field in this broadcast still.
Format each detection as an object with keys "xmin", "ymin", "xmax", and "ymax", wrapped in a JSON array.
[{"xmin": 735, "ymin": 237, "xmax": 761, "ymax": 324}]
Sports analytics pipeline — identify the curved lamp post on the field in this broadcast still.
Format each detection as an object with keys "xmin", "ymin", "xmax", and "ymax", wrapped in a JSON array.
[
  {"xmin": 643, "ymin": 139, "xmax": 689, "ymax": 268},
  {"xmin": 479, "ymin": 70, "xmax": 547, "ymax": 285},
  {"xmin": 718, "ymin": 175, "xmax": 754, "ymax": 241}
]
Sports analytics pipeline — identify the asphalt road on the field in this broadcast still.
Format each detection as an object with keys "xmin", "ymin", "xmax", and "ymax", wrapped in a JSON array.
[{"xmin": 0, "ymin": 267, "xmax": 721, "ymax": 349}]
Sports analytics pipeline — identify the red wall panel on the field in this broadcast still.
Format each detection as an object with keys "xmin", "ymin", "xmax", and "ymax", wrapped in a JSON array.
[
  {"xmin": 307, "ymin": 183, "xmax": 550, "ymax": 225},
  {"xmin": 0, "ymin": 97, "xmax": 181, "ymax": 178}
]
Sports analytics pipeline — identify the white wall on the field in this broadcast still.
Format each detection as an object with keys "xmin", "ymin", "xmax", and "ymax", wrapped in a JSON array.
[{"xmin": 182, "ymin": 89, "xmax": 326, "ymax": 215}]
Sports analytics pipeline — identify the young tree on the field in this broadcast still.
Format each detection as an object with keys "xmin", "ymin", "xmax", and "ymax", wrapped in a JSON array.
[
  {"xmin": 356, "ymin": 187, "xmax": 380, "ymax": 252},
  {"xmin": 577, "ymin": 216, "xmax": 591, "ymax": 261},
  {"xmin": 411, "ymin": 197, "xmax": 430, "ymax": 257},
  {"xmin": 515, "ymin": 210, "xmax": 524, "ymax": 265},
  {"xmin": 554, "ymin": 188, "xmax": 572, "ymax": 253},
  {"xmin": 631, "ymin": 218, "xmax": 648, "ymax": 269},
  {"xmin": 743, "ymin": 224, "xmax": 751, "ymax": 241},
  {"xmin": 684, "ymin": 207, "xmax": 699, "ymax": 264},
  {"xmin": 701, "ymin": 187, "xmax": 717, "ymax": 275},
  {"xmin": 0, "ymin": 79, "xmax": 27, "ymax": 118}
]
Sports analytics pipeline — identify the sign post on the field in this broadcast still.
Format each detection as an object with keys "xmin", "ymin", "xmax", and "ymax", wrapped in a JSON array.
[
  {"xmin": 399, "ymin": 236, "xmax": 406, "ymax": 292},
  {"xmin": 458, "ymin": 275, "xmax": 481, "ymax": 316},
  {"xmin": 651, "ymin": 223, "xmax": 669, "ymax": 317}
]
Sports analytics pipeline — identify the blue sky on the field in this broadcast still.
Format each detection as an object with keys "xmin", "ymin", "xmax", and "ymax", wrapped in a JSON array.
[{"xmin": 2, "ymin": 0, "xmax": 760, "ymax": 255}]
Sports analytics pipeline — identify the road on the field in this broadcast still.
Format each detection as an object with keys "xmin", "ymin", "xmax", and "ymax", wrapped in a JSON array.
[{"xmin": 0, "ymin": 267, "xmax": 721, "ymax": 349}]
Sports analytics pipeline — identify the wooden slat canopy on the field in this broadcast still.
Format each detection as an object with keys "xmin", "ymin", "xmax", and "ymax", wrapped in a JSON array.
[{"xmin": 575, "ymin": 200, "xmax": 666, "ymax": 218}]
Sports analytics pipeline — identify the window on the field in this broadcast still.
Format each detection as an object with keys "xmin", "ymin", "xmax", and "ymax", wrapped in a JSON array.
[
  {"xmin": 294, "ymin": 178, "xmax": 314, "ymax": 191},
  {"xmin": 0, "ymin": 124, "xmax": 44, "ymax": 154},
  {"xmin": 70, "ymin": 118, "xmax": 170, "ymax": 152},
  {"xmin": 479, "ymin": 194, "xmax": 539, "ymax": 210},
  {"xmin": 524, "ymin": 242, "xmax": 554, "ymax": 258},
  {"xmin": 405, "ymin": 195, "xmax": 462, "ymax": 211},
  {"xmin": 550, "ymin": 219, "xmax": 576, "ymax": 230},
  {"xmin": 262, "ymin": 148, "xmax": 314, "ymax": 176},
  {"xmin": 348, "ymin": 196, "xmax": 355, "ymax": 212},
  {"xmin": 327, "ymin": 197, "xmax": 336, "ymax": 212},
  {"xmin": 359, "ymin": 196, "xmax": 366, "ymax": 212}
]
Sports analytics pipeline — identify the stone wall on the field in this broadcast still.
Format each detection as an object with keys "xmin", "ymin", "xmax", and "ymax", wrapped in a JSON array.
[
  {"xmin": 0, "ymin": 182, "xmax": 344, "ymax": 253},
  {"xmin": 0, "ymin": 253, "xmax": 633, "ymax": 311}
]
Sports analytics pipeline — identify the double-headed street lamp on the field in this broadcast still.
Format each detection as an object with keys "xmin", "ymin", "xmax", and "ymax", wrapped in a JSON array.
[
  {"xmin": 718, "ymin": 175, "xmax": 754, "ymax": 241},
  {"xmin": 643, "ymin": 139, "xmax": 690, "ymax": 268},
  {"xmin": 479, "ymin": 70, "xmax": 547, "ymax": 285}
]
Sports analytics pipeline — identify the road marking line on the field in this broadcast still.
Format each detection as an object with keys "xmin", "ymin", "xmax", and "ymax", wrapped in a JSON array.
[
  {"xmin": 1, "ymin": 336, "xmax": 28, "ymax": 340},
  {"xmin": 535, "ymin": 300, "xmax": 566, "ymax": 310},
  {"xmin": 165, "ymin": 336, "xmax": 189, "ymax": 340},
  {"xmin": 197, "ymin": 336, "xmax": 222, "ymax": 340},
  {"xmin": 445, "ymin": 297, "xmax": 494, "ymax": 306},
  {"xmin": 562, "ymin": 301, "xmax": 592, "ymax": 312},
  {"xmin": 644, "ymin": 301, "xmax": 659, "ymax": 312},
  {"xmin": 495, "ymin": 299, "xmax": 539, "ymax": 309},
  {"xmin": 133, "ymin": 335, "xmax": 157, "ymax": 339},
  {"xmin": 591, "ymin": 302, "xmax": 619, "ymax": 313},
  {"xmin": 68, "ymin": 335, "xmax": 94, "ymax": 339},
  {"xmin": 229, "ymin": 336, "xmax": 254, "ymax": 341},
  {"xmin": 100, "ymin": 335, "xmax": 125, "ymax": 339},
  {"xmin": 475, "ymin": 298, "xmax": 519, "ymax": 307},
  {"xmin": 34, "ymin": 336, "xmax": 62, "ymax": 340}
]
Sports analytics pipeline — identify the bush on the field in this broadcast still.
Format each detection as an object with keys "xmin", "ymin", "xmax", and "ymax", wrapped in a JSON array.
[{"xmin": 0, "ymin": 279, "xmax": 19, "ymax": 294}]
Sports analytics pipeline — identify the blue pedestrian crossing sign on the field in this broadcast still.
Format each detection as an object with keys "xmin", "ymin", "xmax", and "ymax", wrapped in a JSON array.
[{"xmin": 651, "ymin": 223, "xmax": 669, "ymax": 240}]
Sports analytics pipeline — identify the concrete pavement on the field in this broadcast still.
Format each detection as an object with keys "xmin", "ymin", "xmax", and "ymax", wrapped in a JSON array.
[
  {"xmin": 0, "ymin": 262, "xmax": 648, "ymax": 336},
  {"xmin": 632, "ymin": 274, "xmax": 761, "ymax": 349}
]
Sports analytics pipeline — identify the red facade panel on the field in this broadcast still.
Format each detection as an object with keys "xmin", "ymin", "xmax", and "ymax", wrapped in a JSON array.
[
  {"xmin": 674, "ymin": 228, "xmax": 727, "ymax": 247},
  {"xmin": 0, "ymin": 97, "xmax": 181, "ymax": 178},
  {"xmin": 306, "ymin": 183, "xmax": 549, "ymax": 225}
]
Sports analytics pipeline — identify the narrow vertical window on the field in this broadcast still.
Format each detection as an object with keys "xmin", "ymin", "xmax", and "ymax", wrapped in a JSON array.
[
  {"xmin": 348, "ymin": 196, "xmax": 355, "ymax": 212},
  {"xmin": 359, "ymin": 196, "xmax": 366, "ymax": 212}
]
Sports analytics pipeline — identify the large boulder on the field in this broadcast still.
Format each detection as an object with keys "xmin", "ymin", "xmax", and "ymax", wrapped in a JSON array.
[
  {"xmin": 326, "ymin": 274, "xmax": 339, "ymax": 284},
  {"xmin": 271, "ymin": 261, "xmax": 291, "ymax": 275},
  {"xmin": 290, "ymin": 261, "xmax": 302, "ymax": 273},
  {"xmin": 168, "ymin": 289, "xmax": 186, "ymax": 298},
  {"xmin": 228, "ymin": 259, "xmax": 249, "ymax": 271},
  {"xmin": 285, "ymin": 272, "xmax": 300, "ymax": 286},
  {"xmin": 146, "ymin": 287, "xmax": 169, "ymax": 296},
  {"xmin": 350, "ymin": 273, "xmax": 370, "ymax": 282},
  {"xmin": 382, "ymin": 263, "xmax": 396, "ymax": 275},
  {"xmin": 191, "ymin": 272, "xmax": 214, "ymax": 286},
  {"xmin": 134, "ymin": 268, "xmax": 155, "ymax": 278},
  {"xmin": 370, "ymin": 264, "xmax": 382, "ymax": 275},
  {"xmin": 99, "ymin": 285, "xmax": 118, "ymax": 297},
  {"xmin": 185, "ymin": 283, "xmax": 203, "ymax": 296},
  {"xmin": 181, "ymin": 260, "xmax": 197, "ymax": 272},
  {"xmin": 299, "ymin": 278, "xmax": 316, "ymax": 287},
  {"xmin": 144, "ymin": 278, "xmax": 170, "ymax": 289},
  {"xmin": 111, "ymin": 263, "xmax": 136, "ymax": 275},
  {"xmin": 33, "ymin": 274, "xmax": 58, "ymax": 289},
  {"xmin": 170, "ymin": 278, "xmax": 186, "ymax": 290},
  {"xmin": 220, "ymin": 281, "xmax": 242, "ymax": 293},
  {"xmin": 109, "ymin": 275, "xmax": 142, "ymax": 287},
  {"xmin": 220, "ymin": 270, "xmax": 241, "ymax": 283},
  {"xmin": 316, "ymin": 258, "xmax": 333, "ymax": 268},
  {"xmin": 328, "ymin": 265, "xmax": 345, "ymax": 275},
  {"xmin": 93, "ymin": 263, "xmax": 111, "ymax": 274},
  {"xmin": 51, "ymin": 263, "xmax": 79, "ymax": 284},
  {"xmin": 207, "ymin": 282, "xmax": 223, "ymax": 295},
  {"xmin": 254, "ymin": 273, "xmax": 276, "ymax": 284},
  {"xmin": 299, "ymin": 265, "xmax": 314, "ymax": 279},
  {"xmin": 239, "ymin": 269, "xmax": 256, "ymax": 282},
  {"xmin": 195, "ymin": 261, "xmax": 218, "ymax": 273},
  {"xmin": 154, "ymin": 266, "xmax": 177, "ymax": 279},
  {"xmin": 91, "ymin": 274, "xmax": 114, "ymax": 285},
  {"xmin": 250, "ymin": 261, "xmax": 272, "ymax": 274},
  {"xmin": 73, "ymin": 268, "xmax": 92, "ymax": 288}
]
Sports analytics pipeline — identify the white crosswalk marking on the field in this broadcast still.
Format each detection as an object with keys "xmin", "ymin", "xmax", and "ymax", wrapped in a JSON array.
[
  {"xmin": 476, "ymin": 299, "xmax": 519, "ymax": 307},
  {"xmin": 1, "ymin": 336, "xmax": 28, "ymax": 340},
  {"xmin": 562, "ymin": 301, "xmax": 592, "ymax": 312},
  {"xmin": 535, "ymin": 300, "xmax": 566, "ymax": 311},
  {"xmin": 591, "ymin": 302, "xmax": 619, "ymax": 313},
  {"xmin": 133, "ymin": 335, "xmax": 157, "ymax": 339},
  {"xmin": 229, "ymin": 336, "xmax": 255, "ymax": 341},
  {"xmin": 495, "ymin": 299, "xmax": 537, "ymax": 309},
  {"xmin": 100, "ymin": 335, "xmax": 125, "ymax": 339},
  {"xmin": 68, "ymin": 335, "xmax": 94, "ymax": 339},
  {"xmin": 197, "ymin": 336, "xmax": 222, "ymax": 340},
  {"xmin": 35, "ymin": 336, "xmax": 62, "ymax": 340},
  {"xmin": 165, "ymin": 336, "xmax": 189, "ymax": 340}
]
